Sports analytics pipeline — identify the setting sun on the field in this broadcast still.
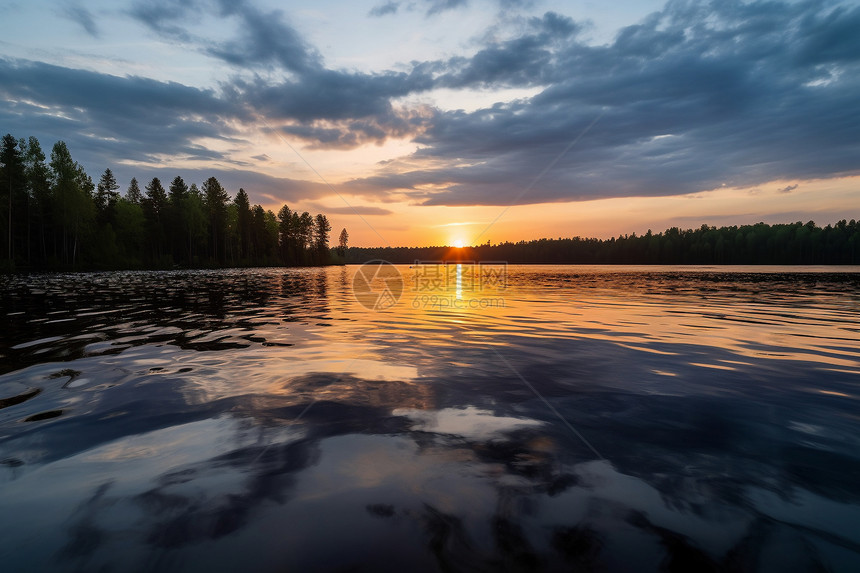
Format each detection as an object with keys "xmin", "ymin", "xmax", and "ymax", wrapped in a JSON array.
[{"xmin": 452, "ymin": 239, "xmax": 465, "ymax": 248}]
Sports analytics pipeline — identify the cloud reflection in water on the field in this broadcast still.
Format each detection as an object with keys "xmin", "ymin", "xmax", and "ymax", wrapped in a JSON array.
[{"xmin": 0, "ymin": 266, "xmax": 859, "ymax": 570}]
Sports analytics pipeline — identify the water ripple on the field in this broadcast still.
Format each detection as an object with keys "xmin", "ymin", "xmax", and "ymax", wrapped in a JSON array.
[{"xmin": 1, "ymin": 265, "xmax": 859, "ymax": 570}]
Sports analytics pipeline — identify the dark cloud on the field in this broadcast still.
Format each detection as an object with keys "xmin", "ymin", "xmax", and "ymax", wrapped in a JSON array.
[
  {"xmin": 372, "ymin": 0, "xmax": 529, "ymax": 18},
  {"xmin": 438, "ymin": 12, "xmax": 580, "ymax": 89},
  {"xmin": 129, "ymin": 0, "xmax": 433, "ymax": 148},
  {"xmin": 130, "ymin": 0, "xmax": 320, "ymax": 73},
  {"xmin": 425, "ymin": 0, "xmax": 469, "ymax": 16},
  {"xmin": 62, "ymin": 4, "xmax": 100, "ymax": 37},
  {"xmin": 347, "ymin": 0, "xmax": 860, "ymax": 205},
  {"xmin": 0, "ymin": 57, "xmax": 238, "ymax": 124},
  {"xmin": 204, "ymin": 2, "xmax": 321, "ymax": 74},
  {"xmin": 778, "ymin": 184, "xmax": 800, "ymax": 194},
  {"xmin": 6, "ymin": 0, "xmax": 860, "ymax": 211},
  {"xmin": 794, "ymin": 3, "xmax": 860, "ymax": 65},
  {"xmin": 0, "ymin": 68, "xmax": 332, "ymax": 207},
  {"xmin": 274, "ymin": 106, "xmax": 433, "ymax": 150},
  {"xmin": 368, "ymin": 2, "xmax": 399, "ymax": 17},
  {"xmin": 0, "ymin": 57, "xmax": 242, "ymax": 178},
  {"xmin": 233, "ymin": 67, "xmax": 435, "ymax": 123},
  {"xmin": 128, "ymin": 0, "xmax": 200, "ymax": 41}
]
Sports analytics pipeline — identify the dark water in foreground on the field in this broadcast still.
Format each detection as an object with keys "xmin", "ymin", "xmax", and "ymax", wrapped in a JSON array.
[{"xmin": 1, "ymin": 265, "xmax": 860, "ymax": 572}]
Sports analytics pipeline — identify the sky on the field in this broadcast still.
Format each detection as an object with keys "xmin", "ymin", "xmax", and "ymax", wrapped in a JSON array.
[{"xmin": 1, "ymin": 0, "xmax": 859, "ymax": 247}]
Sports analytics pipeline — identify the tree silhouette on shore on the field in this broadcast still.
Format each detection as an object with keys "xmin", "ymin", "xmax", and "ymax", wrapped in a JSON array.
[
  {"xmin": 346, "ymin": 221, "xmax": 860, "ymax": 265},
  {"xmin": 0, "ymin": 133, "xmax": 337, "ymax": 271}
]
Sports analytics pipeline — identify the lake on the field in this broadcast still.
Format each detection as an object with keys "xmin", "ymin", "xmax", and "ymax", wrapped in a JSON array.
[{"xmin": 1, "ymin": 265, "xmax": 859, "ymax": 571}]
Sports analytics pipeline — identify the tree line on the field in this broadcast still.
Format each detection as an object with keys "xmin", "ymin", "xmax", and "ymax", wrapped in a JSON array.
[
  {"xmin": 0, "ymin": 134, "xmax": 349, "ymax": 270},
  {"xmin": 346, "ymin": 220, "xmax": 860, "ymax": 265},
  {"xmin": 5, "ymin": 133, "xmax": 857, "ymax": 269}
]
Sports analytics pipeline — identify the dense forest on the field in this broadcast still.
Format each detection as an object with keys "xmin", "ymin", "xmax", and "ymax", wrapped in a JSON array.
[
  {"xmin": 4, "ymin": 133, "xmax": 859, "ymax": 271},
  {"xmin": 347, "ymin": 220, "xmax": 860, "ymax": 265},
  {"xmin": 0, "ymin": 134, "xmax": 348, "ymax": 271}
]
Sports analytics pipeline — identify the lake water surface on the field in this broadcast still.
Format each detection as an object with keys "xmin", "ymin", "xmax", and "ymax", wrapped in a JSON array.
[{"xmin": 1, "ymin": 265, "xmax": 860, "ymax": 571}]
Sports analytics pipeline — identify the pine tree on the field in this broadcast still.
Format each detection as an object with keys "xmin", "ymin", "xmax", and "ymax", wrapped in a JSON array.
[
  {"xmin": 251, "ymin": 204, "xmax": 266, "ymax": 261},
  {"xmin": 126, "ymin": 177, "xmax": 142, "ymax": 204},
  {"xmin": 22, "ymin": 136, "xmax": 51, "ymax": 262},
  {"xmin": 142, "ymin": 177, "xmax": 168, "ymax": 261},
  {"xmin": 167, "ymin": 176, "xmax": 189, "ymax": 263},
  {"xmin": 1, "ymin": 134, "xmax": 25, "ymax": 265},
  {"xmin": 314, "ymin": 213, "xmax": 331, "ymax": 263},
  {"xmin": 96, "ymin": 168, "xmax": 120, "ymax": 225},
  {"xmin": 277, "ymin": 204, "xmax": 293, "ymax": 265},
  {"xmin": 337, "ymin": 228, "xmax": 349, "ymax": 257},
  {"xmin": 203, "ymin": 176, "xmax": 229, "ymax": 263},
  {"xmin": 234, "ymin": 188, "xmax": 251, "ymax": 260},
  {"xmin": 185, "ymin": 183, "xmax": 207, "ymax": 264},
  {"xmin": 168, "ymin": 176, "xmax": 188, "ymax": 203},
  {"xmin": 298, "ymin": 211, "xmax": 314, "ymax": 264},
  {"xmin": 50, "ymin": 141, "xmax": 94, "ymax": 265}
]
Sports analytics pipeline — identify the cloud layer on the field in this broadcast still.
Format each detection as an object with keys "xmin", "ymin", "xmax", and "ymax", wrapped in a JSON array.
[{"xmin": 1, "ymin": 0, "xmax": 858, "ymax": 208}]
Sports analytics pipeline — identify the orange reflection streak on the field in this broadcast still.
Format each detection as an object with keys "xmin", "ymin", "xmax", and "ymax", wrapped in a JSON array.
[
  {"xmin": 331, "ymin": 264, "xmax": 860, "ymax": 376},
  {"xmin": 173, "ymin": 265, "xmax": 860, "ymax": 414}
]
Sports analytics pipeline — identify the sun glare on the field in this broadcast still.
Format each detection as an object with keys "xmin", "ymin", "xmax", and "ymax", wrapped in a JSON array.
[{"xmin": 453, "ymin": 239, "xmax": 465, "ymax": 248}]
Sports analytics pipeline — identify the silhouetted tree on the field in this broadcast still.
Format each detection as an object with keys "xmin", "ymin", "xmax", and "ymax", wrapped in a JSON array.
[
  {"xmin": 234, "ymin": 188, "xmax": 251, "ymax": 261},
  {"xmin": 167, "ymin": 176, "xmax": 189, "ymax": 264},
  {"xmin": 1, "ymin": 134, "xmax": 26, "ymax": 266},
  {"xmin": 314, "ymin": 213, "xmax": 331, "ymax": 264},
  {"xmin": 203, "ymin": 176, "xmax": 229, "ymax": 263},
  {"xmin": 344, "ymin": 220, "xmax": 860, "ymax": 266},
  {"xmin": 296, "ymin": 211, "xmax": 314, "ymax": 264},
  {"xmin": 250, "ymin": 204, "xmax": 265, "ymax": 260},
  {"xmin": 263, "ymin": 208, "xmax": 278, "ymax": 263},
  {"xmin": 22, "ymin": 136, "xmax": 51, "ymax": 263},
  {"xmin": 337, "ymin": 228, "xmax": 349, "ymax": 258},
  {"xmin": 277, "ymin": 204, "xmax": 294, "ymax": 265},
  {"xmin": 185, "ymin": 183, "xmax": 207, "ymax": 264},
  {"xmin": 142, "ymin": 177, "xmax": 168, "ymax": 262},
  {"xmin": 50, "ymin": 141, "xmax": 94, "ymax": 265},
  {"xmin": 126, "ymin": 177, "xmax": 142, "ymax": 204},
  {"xmin": 95, "ymin": 168, "xmax": 120, "ymax": 225},
  {"xmin": 168, "ymin": 176, "xmax": 188, "ymax": 204},
  {"xmin": 225, "ymin": 202, "xmax": 238, "ymax": 265},
  {"xmin": 2, "ymin": 133, "xmax": 357, "ymax": 270}
]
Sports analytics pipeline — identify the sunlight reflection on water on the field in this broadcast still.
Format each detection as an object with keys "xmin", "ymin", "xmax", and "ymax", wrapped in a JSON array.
[{"xmin": 1, "ymin": 265, "xmax": 859, "ymax": 571}]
